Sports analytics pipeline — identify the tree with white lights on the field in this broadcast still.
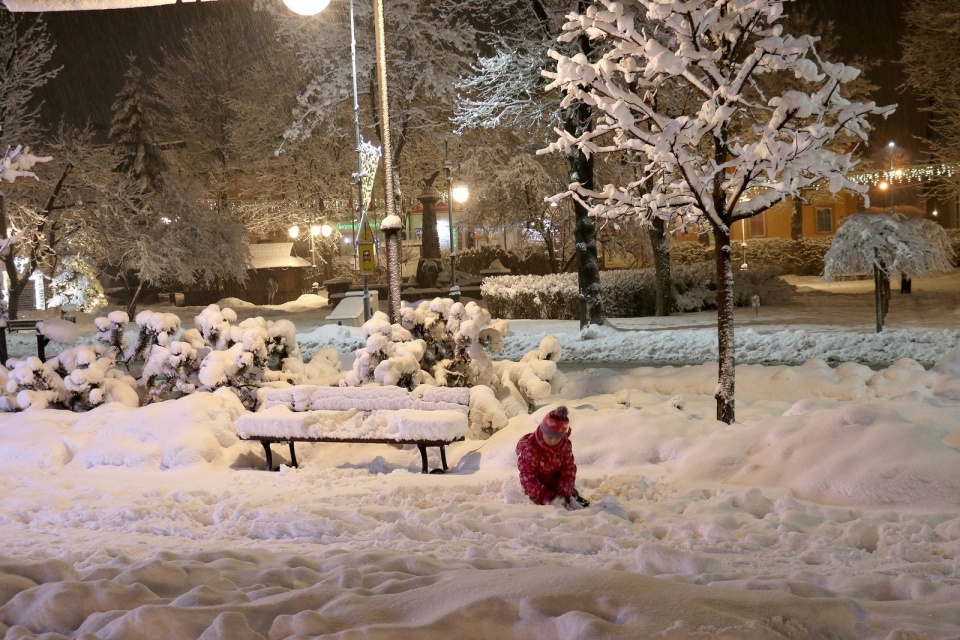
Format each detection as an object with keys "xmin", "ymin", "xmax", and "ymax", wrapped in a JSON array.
[{"xmin": 544, "ymin": 0, "xmax": 892, "ymax": 423}]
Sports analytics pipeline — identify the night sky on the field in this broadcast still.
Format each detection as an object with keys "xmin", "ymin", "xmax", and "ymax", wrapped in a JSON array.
[{"xmin": 32, "ymin": 0, "xmax": 919, "ymax": 156}]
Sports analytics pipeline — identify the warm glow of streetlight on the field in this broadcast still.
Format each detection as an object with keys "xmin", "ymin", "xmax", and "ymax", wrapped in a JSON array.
[
  {"xmin": 310, "ymin": 224, "xmax": 322, "ymax": 236},
  {"xmin": 888, "ymin": 141, "xmax": 895, "ymax": 149},
  {"xmin": 282, "ymin": 0, "xmax": 331, "ymax": 16},
  {"xmin": 878, "ymin": 181, "xmax": 889, "ymax": 191},
  {"xmin": 321, "ymin": 224, "xmax": 334, "ymax": 237},
  {"xmin": 451, "ymin": 179, "xmax": 469, "ymax": 204},
  {"xmin": 288, "ymin": 225, "xmax": 300, "ymax": 239},
  {"xmin": 933, "ymin": 210, "xmax": 939, "ymax": 217}
]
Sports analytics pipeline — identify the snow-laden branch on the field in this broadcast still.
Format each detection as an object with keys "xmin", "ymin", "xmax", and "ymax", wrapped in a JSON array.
[
  {"xmin": 823, "ymin": 213, "xmax": 956, "ymax": 280},
  {"xmin": 542, "ymin": 0, "xmax": 893, "ymax": 230}
]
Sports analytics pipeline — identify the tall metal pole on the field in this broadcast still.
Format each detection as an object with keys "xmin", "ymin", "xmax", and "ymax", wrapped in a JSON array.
[
  {"xmin": 349, "ymin": 0, "xmax": 372, "ymax": 322},
  {"xmin": 372, "ymin": 0, "xmax": 402, "ymax": 322},
  {"xmin": 444, "ymin": 141, "xmax": 460, "ymax": 302}
]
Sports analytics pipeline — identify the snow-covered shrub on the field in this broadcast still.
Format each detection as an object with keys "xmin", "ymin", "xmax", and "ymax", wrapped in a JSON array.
[
  {"xmin": 672, "ymin": 237, "xmax": 834, "ymax": 276},
  {"xmin": 141, "ymin": 340, "xmax": 204, "ymax": 403},
  {"xmin": 2, "ymin": 356, "xmax": 63, "ymax": 411},
  {"xmin": 491, "ymin": 335, "xmax": 566, "ymax": 417},
  {"xmin": 342, "ymin": 311, "xmax": 425, "ymax": 389},
  {"xmin": 47, "ymin": 256, "xmax": 108, "ymax": 313},
  {"xmin": 482, "ymin": 266, "xmax": 793, "ymax": 319},
  {"xmin": 0, "ymin": 345, "xmax": 139, "ymax": 412},
  {"xmin": 399, "ymin": 298, "xmax": 504, "ymax": 388},
  {"xmin": 94, "ymin": 311, "xmax": 131, "ymax": 357},
  {"xmin": 125, "ymin": 310, "xmax": 181, "ymax": 364},
  {"xmin": 53, "ymin": 346, "xmax": 138, "ymax": 411}
]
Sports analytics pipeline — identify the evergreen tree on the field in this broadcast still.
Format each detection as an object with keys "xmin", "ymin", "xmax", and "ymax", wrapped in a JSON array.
[{"xmin": 109, "ymin": 55, "xmax": 166, "ymax": 188}]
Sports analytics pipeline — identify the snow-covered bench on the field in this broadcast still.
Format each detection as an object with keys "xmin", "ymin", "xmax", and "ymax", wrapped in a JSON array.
[{"xmin": 237, "ymin": 385, "xmax": 469, "ymax": 473}]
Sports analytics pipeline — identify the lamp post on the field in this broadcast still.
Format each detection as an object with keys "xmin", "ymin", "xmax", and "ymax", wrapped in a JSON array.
[
  {"xmin": 887, "ymin": 141, "xmax": 895, "ymax": 211},
  {"xmin": 443, "ymin": 141, "xmax": 469, "ymax": 302},
  {"xmin": 283, "ymin": 0, "xmax": 401, "ymax": 322},
  {"xmin": 739, "ymin": 218, "xmax": 748, "ymax": 270}
]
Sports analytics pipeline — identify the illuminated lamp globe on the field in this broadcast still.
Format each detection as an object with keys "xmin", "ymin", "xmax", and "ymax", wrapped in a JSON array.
[
  {"xmin": 282, "ymin": 0, "xmax": 331, "ymax": 16},
  {"xmin": 451, "ymin": 179, "xmax": 469, "ymax": 204},
  {"xmin": 321, "ymin": 224, "xmax": 334, "ymax": 237},
  {"xmin": 878, "ymin": 181, "xmax": 889, "ymax": 191},
  {"xmin": 288, "ymin": 225, "xmax": 300, "ymax": 239},
  {"xmin": 310, "ymin": 224, "xmax": 322, "ymax": 236}
]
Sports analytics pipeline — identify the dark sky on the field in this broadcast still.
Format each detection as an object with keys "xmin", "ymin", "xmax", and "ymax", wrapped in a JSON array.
[{"xmin": 32, "ymin": 0, "xmax": 920, "ymax": 157}]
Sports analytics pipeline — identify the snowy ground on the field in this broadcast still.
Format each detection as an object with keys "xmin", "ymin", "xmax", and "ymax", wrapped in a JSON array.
[{"xmin": 1, "ymin": 273, "xmax": 960, "ymax": 638}]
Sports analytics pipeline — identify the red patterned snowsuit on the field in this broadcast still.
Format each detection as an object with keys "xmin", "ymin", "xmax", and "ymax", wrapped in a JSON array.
[{"xmin": 516, "ymin": 429, "xmax": 577, "ymax": 505}]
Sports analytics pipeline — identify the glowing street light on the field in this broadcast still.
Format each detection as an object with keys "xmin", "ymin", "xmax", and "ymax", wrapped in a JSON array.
[
  {"xmin": 282, "ymin": 0, "xmax": 331, "ymax": 15},
  {"xmin": 283, "ymin": 0, "xmax": 401, "ymax": 321},
  {"xmin": 444, "ymin": 142, "xmax": 468, "ymax": 302},
  {"xmin": 288, "ymin": 225, "xmax": 300, "ymax": 239}
]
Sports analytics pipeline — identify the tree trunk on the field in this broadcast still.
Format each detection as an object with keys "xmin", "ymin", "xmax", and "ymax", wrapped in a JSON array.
[
  {"xmin": 648, "ymin": 217, "xmax": 673, "ymax": 316},
  {"xmin": 126, "ymin": 279, "xmax": 145, "ymax": 319},
  {"xmin": 791, "ymin": 197, "xmax": 803, "ymax": 240},
  {"xmin": 714, "ymin": 225, "xmax": 736, "ymax": 424},
  {"xmin": 563, "ymin": 11, "xmax": 605, "ymax": 329},
  {"xmin": 873, "ymin": 264, "xmax": 884, "ymax": 333}
]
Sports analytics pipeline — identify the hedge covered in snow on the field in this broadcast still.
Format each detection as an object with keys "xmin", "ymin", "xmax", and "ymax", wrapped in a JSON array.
[{"xmin": 481, "ymin": 263, "xmax": 795, "ymax": 320}]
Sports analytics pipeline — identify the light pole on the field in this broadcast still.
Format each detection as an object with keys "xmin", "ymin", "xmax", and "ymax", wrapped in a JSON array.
[
  {"xmin": 887, "ymin": 141, "xmax": 895, "ymax": 211},
  {"xmin": 443, "ymin": 141, "xmax": 469, "ymax": 302},
  {"xmin": 283, "ymin": 0, "xmax": 401, "ymax": 322},
  {"xmin": 739, "ymin": 219, "xmax": 748, "ymax": 270}
]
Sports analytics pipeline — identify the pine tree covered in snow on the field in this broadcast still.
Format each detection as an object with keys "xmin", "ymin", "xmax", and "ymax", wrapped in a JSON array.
[
  {"xmin": 543, "ymin": 0, "xmax": 892, "ymax": 422},
  {"xmin": 110, "ymin": 55, "xmax": 166, "ymax": 188}
]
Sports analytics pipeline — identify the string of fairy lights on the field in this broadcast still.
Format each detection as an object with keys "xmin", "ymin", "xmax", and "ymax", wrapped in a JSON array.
[{"xmin": 847, "ymin": 163, "xmax": 958, "ymax": 187}]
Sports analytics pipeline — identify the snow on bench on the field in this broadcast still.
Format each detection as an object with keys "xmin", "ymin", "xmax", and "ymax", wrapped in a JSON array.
[{"xmin": 238, "ymin": 384, "xmax": 469, "ymax": 473}]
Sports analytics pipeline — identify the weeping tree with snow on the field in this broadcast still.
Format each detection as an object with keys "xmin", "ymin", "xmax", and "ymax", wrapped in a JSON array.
[
  {"xmin": 543, "ymin": 0, "xmax": 891, "ymax": 423},
  {"xmin": 823, "ymin": 213, "xmax": 955, "ymax": 333}
]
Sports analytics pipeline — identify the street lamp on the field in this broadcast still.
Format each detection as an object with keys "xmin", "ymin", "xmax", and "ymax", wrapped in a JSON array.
[
  {"xmin": 739, "ymin": 218, "xmax": 748, "ymax": 270},
  {"xmin": 444, "ymin": 141, "xmax": 468, "ymax": 302},
  {"xmin": 309, "ymin": 223, "xmax": 322, "ymax": 267},
  {"xmin": 283, "ymin": 0, "xmax": 401, "ymax": 322},
  {"xmin": 887, "ymin": 141, "xmax": 895, "ymax": 211}
]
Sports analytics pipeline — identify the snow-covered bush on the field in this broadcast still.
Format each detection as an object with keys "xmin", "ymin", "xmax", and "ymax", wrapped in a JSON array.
[
  {"xmin": 46, "ymin": 256, "xmax": 107, "ymax": 313},
  {"xmin": 398, "ymin": 298, "xmax": 504, "ymax": 388},
  {"xmin": 492, "ymin": 335, "xmax": 566, "ymax": 417},
  {"xmin": 482, "ymin": 266, "xmax": 793, "ymax": 319},
  {"xmin": 342, "ymin": 311, "xmax": 425, "ymax": 389},
  {"xmin": 126, "ymin": 310, "xmax": 182, "ymax": 364},
  {"xmin": 0, "ymin": 346, "xmax": 138, "ymax": 412},
  {"xmin": 672, "ymin": 237, "xmax": 835, "ymax": 276},
  {"xmin": 94, "ymin": 311, "xmax": 131, "ymax": 357}
]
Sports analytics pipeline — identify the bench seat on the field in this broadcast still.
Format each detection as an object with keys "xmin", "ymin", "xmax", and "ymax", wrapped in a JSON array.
[{"xmin": 237, "ymin": 398, "xmax": 469, "ymax": 473}]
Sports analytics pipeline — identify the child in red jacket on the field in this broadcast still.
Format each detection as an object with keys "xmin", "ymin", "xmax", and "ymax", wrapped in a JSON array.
[{"xmin": 516, "ymin": 406, "xmax": 589, "ymax": 509}]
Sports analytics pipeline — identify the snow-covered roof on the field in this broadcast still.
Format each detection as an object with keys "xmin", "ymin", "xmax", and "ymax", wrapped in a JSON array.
[
  {"xmin": 248, "ymin": 243, "xmax": 310, "ymax": 270},
  {"xmin": 3, "ymin": 0, "xmax": 189, "ymax": 9}
]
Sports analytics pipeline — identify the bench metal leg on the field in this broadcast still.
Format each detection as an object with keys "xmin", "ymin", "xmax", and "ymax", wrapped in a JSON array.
[
  {"xmin": 288, "ymin": 441, "xmax": 298, "ymax": 468},
  {"xmin": 260, "ymin": 441, "xmax": 274, "ymax": 471},
  {"xmin": 417, "ymin": 445, "xmax": 429, "ymax": 474},
  {"xmin": 417, "ymin": 445, "xmax": 451, "ymax": 474}
]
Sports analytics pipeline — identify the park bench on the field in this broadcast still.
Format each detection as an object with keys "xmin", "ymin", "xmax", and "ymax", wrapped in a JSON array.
[
  {"xmin": 0, "ymin": 317, "xmax": 76, "ymax": 363},
  {"xmin": 237, "ymin": 385, "xmax": 470, "ymax": 473}
]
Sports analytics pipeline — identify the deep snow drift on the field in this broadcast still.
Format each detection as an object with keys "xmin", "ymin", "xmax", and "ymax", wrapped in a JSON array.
[{"xmin": 1, "ymin": 274, "xmax": 960, "ymax": 638}]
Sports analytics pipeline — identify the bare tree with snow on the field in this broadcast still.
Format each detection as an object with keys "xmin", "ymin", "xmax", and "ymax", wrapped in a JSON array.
[
  {"xmin": 453, "ymin": 0, "xmax": 608, "ymax": 326},
  {"xmin": 901, "ymin": 0, "xmax": 960, "ymax": 209},
  {"xmin": 824, "ymin": 213, "xmax": 955, "ymax": 333},
  {"xmin": 542, "ymin": 0, "xmax": 892, "ymax": 423}
]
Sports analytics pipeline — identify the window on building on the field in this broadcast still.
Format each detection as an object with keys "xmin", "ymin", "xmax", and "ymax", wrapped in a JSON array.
[
  {"xmin": 748, "ymin": 212, "xmax": 765, "ymax": 237},
  {"xmin": 816, "ymin": 207, "xmax": 833, "ymax": 234}
]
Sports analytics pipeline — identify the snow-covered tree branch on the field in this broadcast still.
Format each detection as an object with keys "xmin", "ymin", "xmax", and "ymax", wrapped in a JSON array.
[{"xmin": 542, "ymin": 0, "xmax": 893, "ymax": 422}]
